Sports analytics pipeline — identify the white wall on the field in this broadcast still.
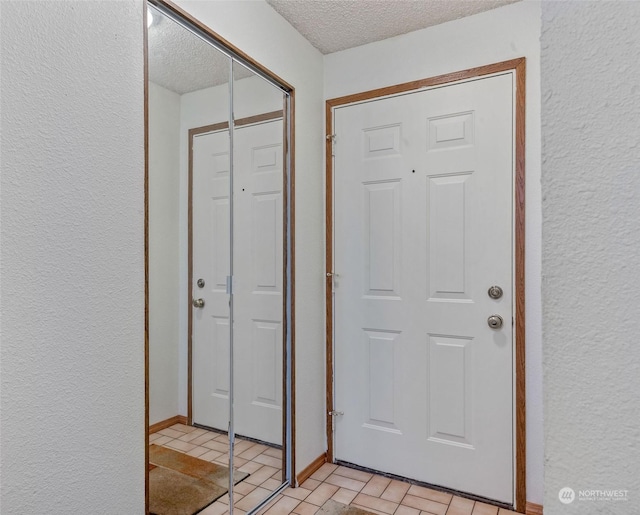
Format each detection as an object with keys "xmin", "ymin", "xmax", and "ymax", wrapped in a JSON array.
[
  {"xmin": 541, "ymin": 2, "xmax": 640, "ymax": 513},
  {"xmin": 179, "ymin": 74, "xmax": 282, "ymax": 137},
  {"xmin": 0, "ymin": 1, "xmax": 144, "ymax": 513},
  {"xmin": 324, "ymin": 1, "xmax": 543, "ymax": 504},
  {"xmin": 175, "ymin": 0, "xmax": 326, "ymax": 475},
  {"xmin": 149, "ymin": 81, "xmax": 181, "ymax": 425}
]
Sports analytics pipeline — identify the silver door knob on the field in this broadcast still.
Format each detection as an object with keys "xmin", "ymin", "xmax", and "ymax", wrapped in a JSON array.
[
  {"xmin": 488, "ymin": 285, "xmax": 503, "ymax": 299},
  {"xmin": 487, "ymin": 315, "xmax": 503, "ymax": 329},
  {"xmin": 192, "ymin": 298, "xmax": 205, "ymax": 308}
]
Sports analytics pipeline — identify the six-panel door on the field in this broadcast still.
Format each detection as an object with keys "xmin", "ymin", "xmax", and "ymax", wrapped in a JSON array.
[
  {"xmin": 333, "ymin": 74, "xmax": 514, "ymax": 503},
  {"xmin": 192, "ymin": 121, "xmax": 283, "ymax": 446}
]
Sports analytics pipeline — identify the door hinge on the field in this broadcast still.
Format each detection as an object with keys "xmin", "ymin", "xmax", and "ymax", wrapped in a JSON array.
[
  {"xmin": 327, "ymin": 272, "xmax": 339, "ymax": 292},
  {"xmin": 226, "ymin": 275, "xmax": 233, "ymax": 294},
  {"xmin": 328, "ymin": 410, "xmax": 344, "ymax": 417},
  {"xmin": 327, "ymin": 133, "xmax": 336, "ymax": 156}
]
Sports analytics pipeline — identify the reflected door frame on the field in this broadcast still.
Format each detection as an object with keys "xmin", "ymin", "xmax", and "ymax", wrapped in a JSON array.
[
  {"xmin": 144, "ymin": 1, "xmax": 296, "ymax": 514},
  {"xmin": 325, "ymin": 58, "xmax": 526, "ymax": 513}
]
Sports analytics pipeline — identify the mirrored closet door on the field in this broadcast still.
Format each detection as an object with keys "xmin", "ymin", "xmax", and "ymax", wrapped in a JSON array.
[
  {"xmin": 229, "ymin": 60, "xmax": 288, "ymax": 491},
  {"xmin": 147, "ymin": 2, "xmax": 293, "ymax": 514}
]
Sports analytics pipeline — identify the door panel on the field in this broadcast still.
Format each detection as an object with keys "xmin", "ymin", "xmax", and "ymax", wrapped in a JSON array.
[
  {"xmin": 233, "ymin": 120, "xmax": 284, "ymax": 445},
  {"xmin": 192, "ymin": 129, "xmax": 231, "ymax": 431},
  {"xmin": 192, "ymin": 120, "xmax": 283, "ymax": 445},
  {"xmin": 427, "ymin": 173, "xmax": 469, "ymax": 298},
  {"xmin": 333, "ymin": 74, "xmax": 514, "ymax": 503},
  {"xmin": 428, "ymin": 334, "xmax": 473, "ymax": 446}
]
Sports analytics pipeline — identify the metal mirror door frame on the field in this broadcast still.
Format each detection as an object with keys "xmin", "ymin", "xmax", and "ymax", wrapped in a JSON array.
[{"xmin": 144, "ymin": 1, "xmax": 295, "ymax": 514}]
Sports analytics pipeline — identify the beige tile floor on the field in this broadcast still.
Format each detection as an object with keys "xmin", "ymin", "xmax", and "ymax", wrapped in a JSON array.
[{"xmin": 150, "ymin": 424, "xmax": 522, "ymax": 515}]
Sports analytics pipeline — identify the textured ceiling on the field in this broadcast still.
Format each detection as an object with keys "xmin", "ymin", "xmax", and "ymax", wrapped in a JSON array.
[
  {"xmin": 266, "ymin": 0, "xmax": 521, "ymax": 54},
  {"xmin": 148, "ymin": 7, "xmax": 251, "ymax": 95},
  {"xmin": 149, "ymin": 0, "xmax": 522, "ymax": 93}
]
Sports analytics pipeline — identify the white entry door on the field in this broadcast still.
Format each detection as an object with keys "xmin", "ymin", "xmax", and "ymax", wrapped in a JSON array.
[
  {"xmin": 333, "ymin": 74, "xmax": 514, "ymax": 503},
  {"xmin": 192, "ymin": 128, "xmax": 232, "ymax": 433},
  {"xmin": 233, "ymin": 120, "xmax": 284, "ymax": 445},
  {"xmin": 192, "ymin": 120, "xmax": 283, "ymax": 446}
]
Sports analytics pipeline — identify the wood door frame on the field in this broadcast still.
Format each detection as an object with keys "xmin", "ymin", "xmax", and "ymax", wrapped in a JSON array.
[
  {"xmin": 325, "ymin": 58, "xmax": 526, "ymax": 512},
  {"xmin": 144, "ymin": 1, "xmax": 297, "ymax": 514}
]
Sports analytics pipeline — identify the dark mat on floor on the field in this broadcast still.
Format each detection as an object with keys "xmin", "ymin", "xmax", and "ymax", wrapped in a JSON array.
[
  {"xmin": 149, "ymin": 444, "xmax": 249, "ymax": 515},
  {"xmin": 149, "ymin": 444, "xmax": 248, "ymax": 488},
  {"xmin": 317, "ymin": 499, "xmax": 376, "ymax": 515},
  {"xmin": 149, "ymin": 466, "xmax": 226, "ymax": 515}
]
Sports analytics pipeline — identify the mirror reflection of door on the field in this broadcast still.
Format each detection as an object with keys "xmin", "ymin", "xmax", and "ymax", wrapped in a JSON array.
[
  {"xmin": 147, "ymin": 3, "xmax": 292, "ymax": 514},
  {"xmin": 191, "ymin": 66, "xmax": 285, "ymax": 449},
  {"xmin": 191, "ymin": 123, "xmax": 231, "ymax": 433},
  {"xmin": 230, "ymin": 61, "xmax": 285, "ymax": 449}
]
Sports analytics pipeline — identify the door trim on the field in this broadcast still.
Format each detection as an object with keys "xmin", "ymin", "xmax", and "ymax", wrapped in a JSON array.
[{"xmin": 325, "ymin": 58, "xmax": 526, "ymax": 512}]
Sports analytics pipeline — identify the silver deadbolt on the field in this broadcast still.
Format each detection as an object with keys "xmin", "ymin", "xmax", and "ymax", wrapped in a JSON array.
[
  {"xmin": 197, "ymin": 278, "xmax": 205, "ymax": 288},
  {"xmin": 487, "ymin": 315, "xmax": 503, "ymax": 329},
  {"xmin": 192, "ymin": 298, "xmax": 205, "ymax": 308},
  {"xmin": 488, "ymin": 285, "xmax": 503, "ymax": 299}
]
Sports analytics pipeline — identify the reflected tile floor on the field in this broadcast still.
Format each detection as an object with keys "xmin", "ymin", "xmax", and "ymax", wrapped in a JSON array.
[
  {"xmin": 150, "ymin": 425, "xmax": 522, "ymax": 515},
  {"xmin": 150, "ymin": 423, "xmax": 283, "ymax": 515}
]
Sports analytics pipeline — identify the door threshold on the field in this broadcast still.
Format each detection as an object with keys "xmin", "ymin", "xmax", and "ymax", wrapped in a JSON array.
[{"xmin": 335, "ymin": 460, "xmax": 514, "ymax": 512}]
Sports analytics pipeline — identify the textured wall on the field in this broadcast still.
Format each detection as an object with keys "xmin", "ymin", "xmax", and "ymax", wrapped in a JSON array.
[
  {"xmin": 325, "ymin": 1, "xmax": 543, "ymax": 504},
  {"xmin": 149, "ymin": 81, "xmax": 181, "ymax": 425},
  {"xmin": 541, "ymin": 2, "xmax": 640, "ymax": 513},
  {"xmin": 174, "ymin": 0, "xmax": 326, "ymax": 475},
  {"xmin": 0, "ymin": 1, "xmax": 145, "ymax": 513}
]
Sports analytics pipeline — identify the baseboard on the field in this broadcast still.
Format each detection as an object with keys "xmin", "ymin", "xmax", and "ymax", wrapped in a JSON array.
[
  {"xmin": 526, "ymin": 502, "xmax": 543, "ymax": 515},
  {"xmin": 149, "ymin": 415, "xmax": 188, "ymax": 434},
  {"xmin": 295, "ymin": 452, "xmax": 327, "ymax": 486}
]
